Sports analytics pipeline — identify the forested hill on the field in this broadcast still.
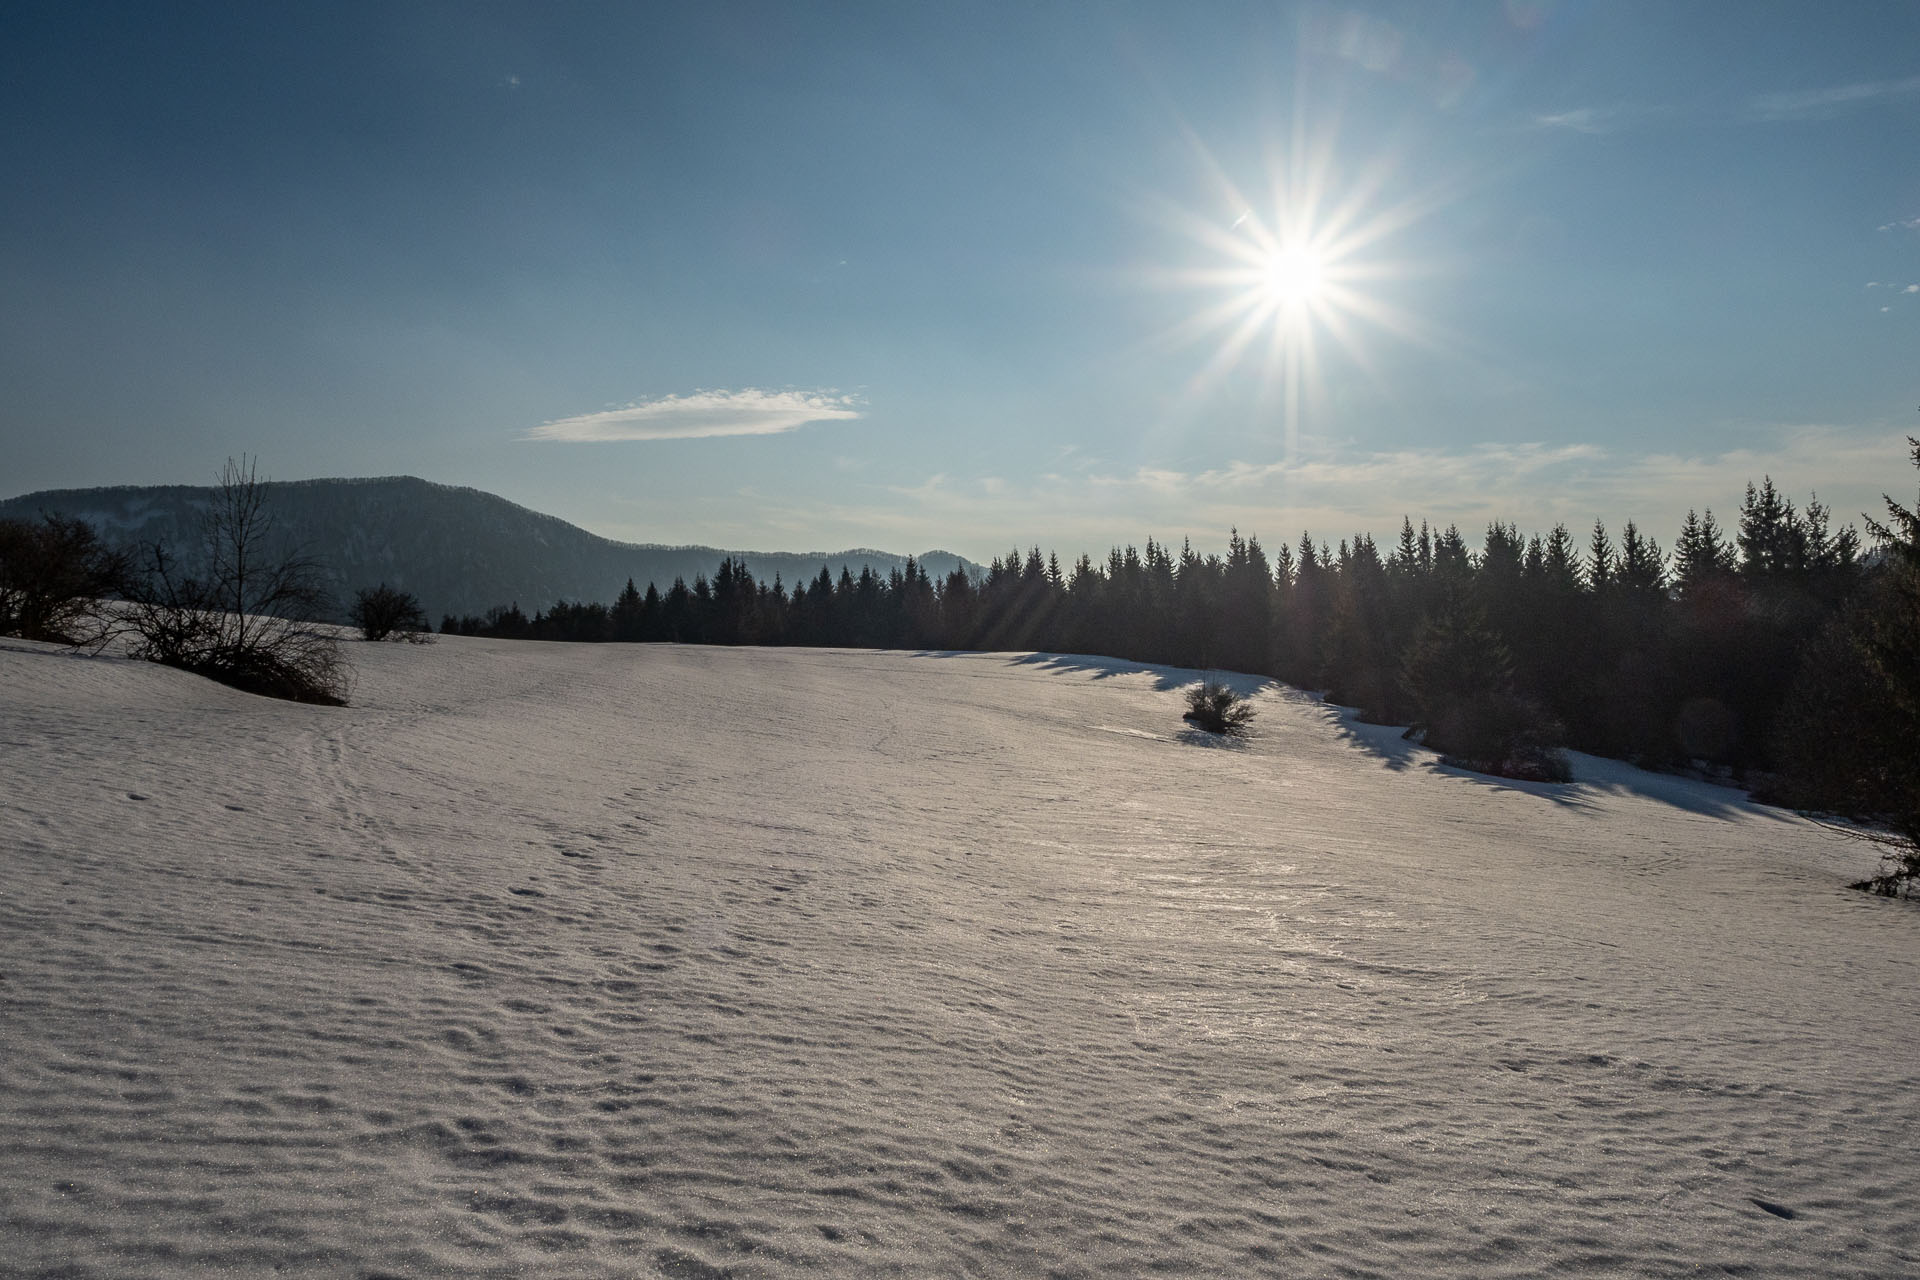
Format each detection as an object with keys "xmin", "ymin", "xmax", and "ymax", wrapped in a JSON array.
[{"xmin": 0, "ymin": 476, "xmax": 978, "ymax": 622}]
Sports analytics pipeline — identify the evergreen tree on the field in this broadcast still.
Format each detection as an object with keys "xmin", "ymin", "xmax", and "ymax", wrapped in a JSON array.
[
  {"xmin": 1477, "ymin": 521, "xmax": 1527, "ymax": 657},
  {"xmin": 1432, "ymin": 523, "xmax": 1471, "ymax": 582},
  {"xmin": 1737, "ymin": 477, "xmax": 1806, "ymax": 584},
  {"xmin": 1618, "ymin": 521, "xmax": 1667, "ymax": 596},
  {"xmin": 1541, "ymin": 523, "xmax": 1581, "ymax": 592},
  {"xmin": 1800, "ymin": 494, "xmax": 1861, "ymax": 606},
  {"xmin": 1401, "ymin": 580, "xmax": 1568, "ymax": 781},
  {"xmin": 1775, "ymin": 438, "xmax": 1920, "ymax": 893},
  {"xmin": 1282, "ymin": 532, "xmax": 1327, "ymax": 685},
  {"xmin": 1390, "ymin": 517, "xmax": 1421, "ymax": 577},
  {"xmin": 640, "ymin": 583, "xmax": 664, "ymax": 640},
  {"xmin": 1857, "ymin": 437, "xmax": 1920, "ymax": 757},
  {"xmin": 1674, "ymin": 508, "xmax": 1738, "ymax": 599},
  {"xmin": 1063, "ymin": 554, "xmax": 1102, "ymax": 654},
  {"xmin": 611, "ymin": 577, "xmax": 644, "ymax": 641},
  {"xmin": 939, "ymin": 566, "xmax": 976, "ymax": 648},
  {"xmin": 1587, "ymin": 520, "xmax": 1616, "ymax": 594},
  {"xmin": 1323, "ymin": 533, "xmax": 1397, "ymax": 719}
]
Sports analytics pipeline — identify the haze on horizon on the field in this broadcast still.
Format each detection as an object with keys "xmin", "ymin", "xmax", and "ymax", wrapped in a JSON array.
[{"xmin": 3, "ymin": 1, "xmax": 1916, "ymax": 563}]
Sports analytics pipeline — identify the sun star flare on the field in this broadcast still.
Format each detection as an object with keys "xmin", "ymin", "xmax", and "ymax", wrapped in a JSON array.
[{"xmin": 1148, "ymin": 127, "xmax": 1450, "ymax": 457}]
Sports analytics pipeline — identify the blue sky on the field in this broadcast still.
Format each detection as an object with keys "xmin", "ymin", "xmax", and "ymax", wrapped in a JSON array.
[{"xmin": 3, "ymin": 1, "xmax": 1916, "ymax": 560}]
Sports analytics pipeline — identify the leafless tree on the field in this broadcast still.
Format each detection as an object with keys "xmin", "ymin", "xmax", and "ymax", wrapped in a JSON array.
[
  {"xmin": 122, "ymin": 457, "xmax": 348, "ymax": 704},
  {"xmin": 0, "ymin": 514, "xmax": 130, "ymax": 645}
]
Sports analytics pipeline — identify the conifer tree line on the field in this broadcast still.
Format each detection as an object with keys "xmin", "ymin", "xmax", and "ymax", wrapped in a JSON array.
[{"xmin": 445, "ymin": 451, "xmax": 1920, "ymax": 810}]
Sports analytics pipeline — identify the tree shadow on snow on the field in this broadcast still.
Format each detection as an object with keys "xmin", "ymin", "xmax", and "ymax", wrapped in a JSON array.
[
  {"xmin": 1328, "ymin": 701, "xmax": 1779, "ymax": 822},
  {"xmin": 1004, "ymin": 651, "xmax": 1276, "ymax": 697},
  {"xmin": 1175, "ymin": 726, "xmax": 1253, "ymax": 751},
  {"xmin": 912, "ymin": 651, "xmax": 1274, "ymax": 748}
]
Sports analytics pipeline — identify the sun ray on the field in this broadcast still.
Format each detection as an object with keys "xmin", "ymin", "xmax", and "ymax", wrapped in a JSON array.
[{"xmin": 1148, "ymin": 120, "xmax": 1462, "ymax": 447}]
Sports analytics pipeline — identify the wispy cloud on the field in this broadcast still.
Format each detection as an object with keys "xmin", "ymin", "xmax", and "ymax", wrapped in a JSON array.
[
  {"xmin": 885, "ymin": 430, "xmax": 1896, "ymax": 549},
  {"xmin": 1879, "ymin": 216, "xmax": 1920, "ymax": 233},
  {"xmin": 1532, "ymin": 76, "xmax": 1920, "ymax": 135},
  {"xmin": 596, "ymin": 427, "xmax": 1905, "ymax": 559},
  {"xmin": 1749, "ymin": 74, "xmax": 1920, "ymax": 120},
  {"xmin": 1531, "ymin": 107, "xmax": 1619, "ymax": 135},
  {"xmin": 525, "ymin": 388, "xmax": 862, "ymax": 443},
  {"xmin": 1526, "ymin": 101, "xmax": 1677, "ymax": 135}
]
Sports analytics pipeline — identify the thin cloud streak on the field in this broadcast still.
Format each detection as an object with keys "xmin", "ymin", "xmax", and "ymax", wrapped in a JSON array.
[
  {"xmin": 1532, "ymin": 107, "xmax": 1619, "ymax": 134},
  {"xmin": 1530, "ymin": 77, "xmax": 1920, "ymax": 135},
  {"xmin": 848, "ymin": 428, "xmax": 1901, "ymax": 557},
  {"xmin": 1749, "ymin": 74, "xmax": 1920, "ymax": 120},
  {"xmin": 526, "ymin": 389, "xmax": 862, "ymax": 443},
  {"xmin": 597, "ymin": 427, "xmax": 1902, "ymax": 563}
]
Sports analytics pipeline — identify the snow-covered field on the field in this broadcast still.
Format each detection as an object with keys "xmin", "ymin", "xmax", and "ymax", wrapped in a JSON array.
[{"xmin": 2, "ymin": 636, "xmax": 1915, "ymax": 1279}]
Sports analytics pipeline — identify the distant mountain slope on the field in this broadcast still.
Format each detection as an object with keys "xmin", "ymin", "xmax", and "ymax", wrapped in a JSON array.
[{"xmin": 0, "ymin": 476, "xmax": 980, "ymax": 622}]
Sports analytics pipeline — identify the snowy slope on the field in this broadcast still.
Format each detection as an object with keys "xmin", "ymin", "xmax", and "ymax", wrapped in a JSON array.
[{"xmin": 1, "ymin": 638, "xmax": 1915, "ymax": 1278}]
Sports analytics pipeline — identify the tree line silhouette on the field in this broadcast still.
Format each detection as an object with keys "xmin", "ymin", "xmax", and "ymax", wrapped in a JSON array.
[{"xmin": 444, "ymin": 454, "xmax": 1919, "ymax": 817}]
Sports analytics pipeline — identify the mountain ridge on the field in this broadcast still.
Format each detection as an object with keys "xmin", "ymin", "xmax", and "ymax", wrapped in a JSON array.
[{"xmin": 0, "ymin": 475, "xmax": 981, "ymax": 623}]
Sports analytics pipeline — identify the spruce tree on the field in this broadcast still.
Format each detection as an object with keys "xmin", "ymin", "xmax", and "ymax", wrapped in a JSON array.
[
  {"xmin": 1738, "ymin": 477, "xmax": 1806, "ymax": 585},
  {"xmin": 1775, "ymin": 439, "xmax": 1920, "ymax": 893},
  {"xmin": 1618, "ymin": 521, "xmax": 1667, "ymax": 595},
  {"xmin": 1588, "ymin": 521, "xmax": 1616, "ymax": 594},
  {"xmin": 1858, "ymin": 437, "xmax": 1920, "ymax": 750},
  {"xmin": 610, "ymin": 578, "xmax": 644, "ymax": 641},
  {"xmin": 1674, "ymin": 509, "xmax": 1737, "ymax": 598}
]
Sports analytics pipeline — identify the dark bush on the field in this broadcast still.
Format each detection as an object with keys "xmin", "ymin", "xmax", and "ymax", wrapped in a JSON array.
[
  {"xmin": 0, "ymin": 513, "xmax": 130, "ymax": 644},
  {"xmin": 1421, "ymin": 690, "xmax": 1573, "ymax": 783},
  {"xmin": 1184, "ymin": 680, "xmax": 1256, "ymax": 735},
  {"xmin": 351, "ymin": 583, "xmax": 432, "ymax": 642},
  {"xmin": 122, "ymin": 457, "xmax": 347, "ymax": 705},
  {"xmin": 1399, "ymin": 593, "xmax": 1571, "ymax": 782}
]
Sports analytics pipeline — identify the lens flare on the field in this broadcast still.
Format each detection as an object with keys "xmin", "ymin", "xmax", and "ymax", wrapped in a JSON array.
[{"xmin": 1142, "ymin": 124, "xmax": 1451, "ymax": 455}]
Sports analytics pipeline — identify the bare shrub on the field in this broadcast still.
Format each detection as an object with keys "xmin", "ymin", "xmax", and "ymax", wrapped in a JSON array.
[
  {"xmin": 0, "ymin": 514, "xmax": 130, "ymax": 645},
  {"xmin": 1836, "ymin": 826, "xmax": 1920, "ymax": 899},
  {"xmin": 1184, "ymin": 679, "xmax": 1255, "ymax": 736},
  {"xmin": 351, "ymin": 583, "xmax": 433, "ymax": 642},
  {"xmin": 122, "ymin": 457, "xmax": 347, "ymax": 705}
]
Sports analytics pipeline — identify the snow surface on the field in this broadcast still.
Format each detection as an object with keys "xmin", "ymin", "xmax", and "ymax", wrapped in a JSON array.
[{"xmin": 2, "ymin": 637, "xmax": 1915, "ymax": 1278}]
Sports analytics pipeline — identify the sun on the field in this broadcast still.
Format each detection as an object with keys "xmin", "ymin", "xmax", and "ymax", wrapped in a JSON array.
[
  {"xmin": 1259, "ymin": 242, "xmax": 1329, "ymax": 314},
  {"xmin": 1144, "ymin": 130, "xmax": 1446, "ymax": 449}
]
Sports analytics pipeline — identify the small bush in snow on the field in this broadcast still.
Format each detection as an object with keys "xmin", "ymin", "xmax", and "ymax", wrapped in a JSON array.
[
  {"xmin": 1184, "ymin": 680, "xmax": 1255, "ymax": 736},
  {"xmin": 351, "ymin": 583, "xmax": 433, "ymax": 643}
]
